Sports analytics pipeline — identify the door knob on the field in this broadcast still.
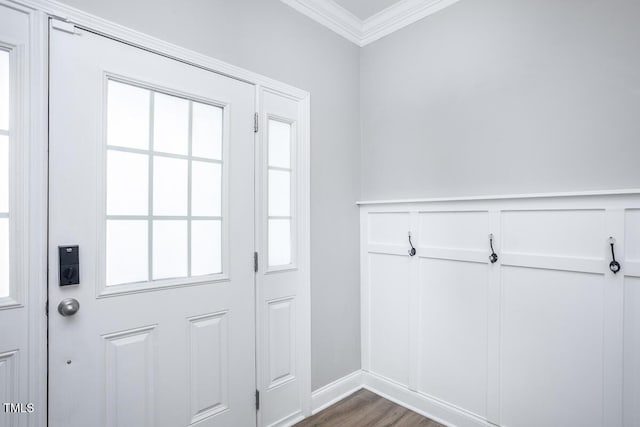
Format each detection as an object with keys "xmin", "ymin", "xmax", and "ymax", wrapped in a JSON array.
[{"xmin": 58, "ymin": 298, "xmax": 80, "ymax": 317}]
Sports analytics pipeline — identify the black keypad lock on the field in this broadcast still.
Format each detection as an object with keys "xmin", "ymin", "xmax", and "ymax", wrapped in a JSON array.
[{"xmin": 59, "ymin": 245, "xmax": 80, "ymax": 286}]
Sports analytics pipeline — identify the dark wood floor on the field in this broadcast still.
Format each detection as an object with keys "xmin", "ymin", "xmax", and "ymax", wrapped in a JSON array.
[{"xmin": 295, "ymin": 389, "xmax": 446, "ymax": 427}]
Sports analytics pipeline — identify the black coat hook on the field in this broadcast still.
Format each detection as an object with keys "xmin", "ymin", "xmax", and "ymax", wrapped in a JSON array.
[
  {"xmin": 489, "ymin": 234, "xmax": 498, "ymax": 264},
  {"xmin": 609, "ymin": 237, "xmax": 621, "ymax": 274},
  {"xmin": 408, "ymin": 232, "xmax": 416, "ymax": 257}
]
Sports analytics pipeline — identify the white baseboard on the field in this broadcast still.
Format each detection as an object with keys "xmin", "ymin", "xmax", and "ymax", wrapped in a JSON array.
[
  {"xmin": 311, "ymin": 370, "xmax": 364, "ymax": 414},
  {"xmin": 309, "ymin": 370, "xmax": 493, "ymax": 427},
  {"xmin": 362, "ymin": 371, "xmax": 493, "ymax": 427},
  {"xmin": 268, "ymin": 411, "xmax": 305, "ymax": 427}
]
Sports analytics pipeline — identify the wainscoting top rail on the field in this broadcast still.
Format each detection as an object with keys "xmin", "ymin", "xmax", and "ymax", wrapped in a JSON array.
[{"xmin": 356, "ymin": 188, "xmax": 640, "ymax": 205}]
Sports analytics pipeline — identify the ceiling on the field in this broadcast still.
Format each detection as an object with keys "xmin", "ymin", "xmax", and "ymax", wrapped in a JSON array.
[{"xmin": 332, "ymin": 0, "xmax": 401, "ymax": 20}]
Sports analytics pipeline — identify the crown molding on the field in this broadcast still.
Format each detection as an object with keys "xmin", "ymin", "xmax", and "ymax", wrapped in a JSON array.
[
  {"xmin": 281, "ymin": 0, "xmax": 461, "ymax": 47},
  {"xmin": 362, "ymin": 0, "xmax": 461, "ymax": 45},
  {"xmin": 281, "ymin": 0, "xmax": 362, "ymax": 45}
]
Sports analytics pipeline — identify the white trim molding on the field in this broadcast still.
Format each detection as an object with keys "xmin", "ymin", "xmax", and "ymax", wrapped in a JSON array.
[
  {"xmin": 280, "ymin": 0, "xmax": 462, "ymax": 47},
  {"xmin": 362, "ymin": 372, "xmax": 489, "ymax": 427},
  {"xmin": 12, "ymin": 0, "xmax": 309, "ymax": 99},
  {"xmin": 311, "ymin": 370, "xmax": 364, "ymax": 414},
  {"xmin": 309, "ymin": 370, "xmax": 490, "ymax": 426},
  {"xmin": 357, "ymin": 188, "xmax": 640, "ymax": 205}
]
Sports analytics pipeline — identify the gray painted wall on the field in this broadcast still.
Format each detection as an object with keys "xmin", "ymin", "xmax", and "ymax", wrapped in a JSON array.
[
  {"xmin": 54, "ymin": 0, "xmax": 640, "ymax": 393},
  {"xmin": 57, "ymin": 0, "xmax": 362, "ymax": 390},
  {"xmin": 360, "ymin": 0, "xmax": 640, "ymax": 201}
]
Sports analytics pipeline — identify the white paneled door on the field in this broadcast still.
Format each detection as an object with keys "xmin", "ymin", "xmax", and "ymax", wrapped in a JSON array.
[{"xmin": 49, "ymin": 23, "xmax": 256, "ymax": 426}]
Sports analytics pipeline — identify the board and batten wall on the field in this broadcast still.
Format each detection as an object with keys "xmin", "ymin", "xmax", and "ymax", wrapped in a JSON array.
[
  {"xmin": 359, "ymin": 2, "xmax": 640, "ymax": 425},
  {"xmin": 54, "ymin": 0, "xmax": 362, "ymax": 391},
  {"xmin": 360, "ymin": 192, "xmax": 640, "ymax": 427},
  {"xmin": 360, "ymin": 0, "xmax": 640, "ymax": 201}
]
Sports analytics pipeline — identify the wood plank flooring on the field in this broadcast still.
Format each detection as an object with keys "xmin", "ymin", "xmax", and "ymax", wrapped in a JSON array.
[{"xmin": 294, "ymin": 389, "xmax": 446, "ymax": 427}]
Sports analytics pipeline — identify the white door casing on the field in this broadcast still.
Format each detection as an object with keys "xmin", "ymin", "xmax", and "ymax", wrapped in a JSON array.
[
  {"xmin": 255, "ymin": 88, "xmax": 311, "ymax": 426},
  {"xmin": 49, "ymin": 23, "xmax": 256, "ymax": 427}
]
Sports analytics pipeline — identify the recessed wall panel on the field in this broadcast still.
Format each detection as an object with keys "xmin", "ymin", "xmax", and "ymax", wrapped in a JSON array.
[
  {"xmin": 368, "ymin": 212, "xmax": 410, "ymax": 246},
  {"xmin": 419, "ymin": 211, "xmax": 488, "ymax": 250},
  {"xmin": 189, "ymin": 312, "xmax": 228, "ymax": 424},
  {"xmin": 418, "ymin": 258, "xmax": 488, "ymax": 417},
  {"xmin": 500, "ymin": 267, "xmax": 604, "ymax": 426},
  {"xmin": 368, "ymin": 253, "xmax": 410, "ymax": 385},
  {"xmin": 625, "ymin": 276, "xmax": 640, "ymax": 427},
  {"xmin": 268, "ymin": 298, "xmax": 295, "ymax": 387},
  {"xmin": 626, "ymin": 210, "xmax": 640, "ymax": 262},
  {"xmin": 103, "ymin": 326, "xmax": 156, "ymax": 427},
  {"xmin": 502, "ymin": 210, "xmax": 605, "ymax": 258}
]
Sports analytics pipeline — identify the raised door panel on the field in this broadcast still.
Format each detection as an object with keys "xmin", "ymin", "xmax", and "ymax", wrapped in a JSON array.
[
  {"xmin": 267, "ymin": 297, "xmax": 296, "ymax": 388},
  {"xmin": 103, "ymin": 326, "xmax": 157, "ymax": 427},
  {"xmin": 0, "ymin": 350, "xmax": 18, "ymax": 407},
  {"xmin": 500, "ymin": 267, "xmax": 604, "ymax": 427},
  {"xmin": 417, "ymin": 258, "xmax": 488, "ymax": 418},
  {"xmin": 188, "ymin": 312, "xmax": 229, "ymax": 425}
]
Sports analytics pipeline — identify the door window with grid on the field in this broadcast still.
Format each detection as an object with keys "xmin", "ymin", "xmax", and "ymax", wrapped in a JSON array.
[{"xmin": 105, "ymin": 80, "xmax": 224, "ymax": 286}]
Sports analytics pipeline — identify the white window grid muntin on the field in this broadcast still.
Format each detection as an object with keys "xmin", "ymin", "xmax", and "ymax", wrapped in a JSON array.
[
  {"xmin": 266, "ymin": 115, "xmax": 297, "ymax": 272},
  {"xmin": 98, "ymin": 75, "xmax": 230, "ymax": 295},
  {"xmin": 0, "ymin": 42, "xmax": 26, "ymax": 308}
]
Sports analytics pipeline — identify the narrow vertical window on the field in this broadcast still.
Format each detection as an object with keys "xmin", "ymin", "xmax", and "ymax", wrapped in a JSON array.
[
  {"xmin": 267, "ymin": 119, "xmax": 293, "ymax": 267},
  {"xmin": 105, "ymin": 80, "xmax": 224, "ymax": 286},
  {"xmin": 0, "ymin": 49, "xmax": 10, "ymax": 297}
]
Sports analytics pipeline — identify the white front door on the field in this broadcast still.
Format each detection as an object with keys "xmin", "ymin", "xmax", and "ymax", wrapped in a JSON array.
[{"xmin": 48, "ymin": 23, "xmax": 256, "ymax": 427}]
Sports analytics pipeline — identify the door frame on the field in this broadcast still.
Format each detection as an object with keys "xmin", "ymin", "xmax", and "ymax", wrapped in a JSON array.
[
  {"xmin": 0, "ymin": 1, "xmax": 48, "ymax": 426},
  {"xmin": 11, "ymin": 0, "xmax": 311, "ymax": 424}
]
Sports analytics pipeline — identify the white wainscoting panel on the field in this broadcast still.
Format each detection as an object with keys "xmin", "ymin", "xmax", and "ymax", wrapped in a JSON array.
[
  {"xmin": 368, "ymin": 253, "xmax": 410, "ymax": 386},
  {"xmin": 500, "ymin": 267, "xmax": 604, "ymax": 427},
  {"xmin": 419, "ymin": 211, "xmax": 489, "ymax": 251},
  {"xmin": 624, "ymin": 276, "xmax": 640, "ymax": 427},
  {"xmin": 501, "ymin": 209, "xmax": 605, "ymax": 259},
  {"xmin": 626, "ymin": 209, "xmax": 640, "ymax": 262},
  {"xmin": 418, "ymin": 258, "xmax": 488, "ymax": 419},
  {"xmin": 360, "ymin": 192, "xmax": 640, "ymax": 427},
  {"xmin": 368, "ymin": 212, "xmax": 410, "ymax": 247}
]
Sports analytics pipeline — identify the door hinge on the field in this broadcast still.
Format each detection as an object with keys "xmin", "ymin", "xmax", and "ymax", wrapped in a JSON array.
[
  {"xmin": 45, "ymin": 300, "xmax": 49, "ymax": 316},
  {"xmin": 255, "ymin": 389, "xmax": 260, "ymax": 411},
  {"xmin": 254, "ymin": 112, "xmax": 259, "ymax": 133},
  {"xmin": 254, "ymin": 252, "xmax": 258, "ymax": 273}
]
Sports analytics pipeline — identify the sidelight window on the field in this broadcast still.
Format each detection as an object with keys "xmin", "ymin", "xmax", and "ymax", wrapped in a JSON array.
[{"xmin": 267, "ymin": 119, "xmax": 293, "ymax": 267}]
